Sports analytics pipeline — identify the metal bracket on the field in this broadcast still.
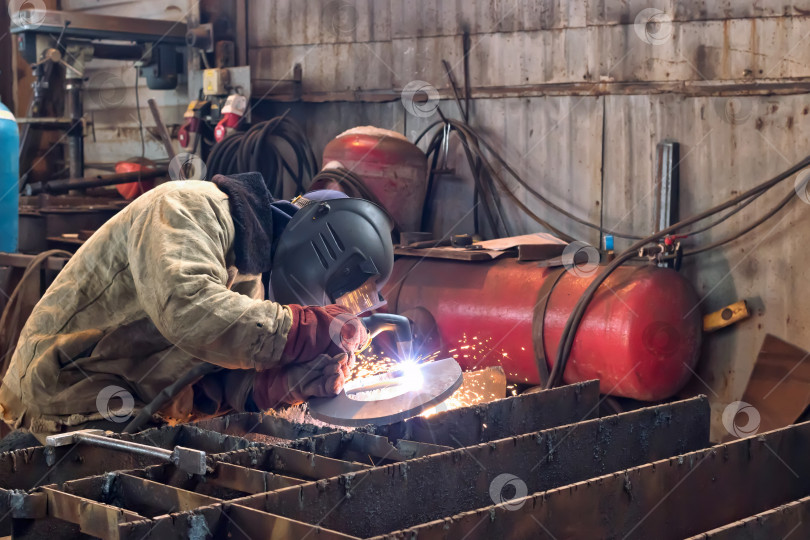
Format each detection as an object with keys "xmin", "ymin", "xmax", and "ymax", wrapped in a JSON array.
[{"xmin": 45, "ymin": 429, "xmax": 208, "ymax": 475}]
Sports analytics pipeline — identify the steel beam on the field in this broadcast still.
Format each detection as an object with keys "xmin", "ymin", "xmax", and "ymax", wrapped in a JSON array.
[
  {"xmin": 384, "ymin": 420, "xmax": 810, "ymax": 540},
  {"xmin": 133, "ymin": 462, "xmax": 304, "ymax": 500},
  {"xmin": 0, "ymin": 444, "xmax": 165, "ymax": 535},
  {"xmin": 10, "ymin": 10, "xmax": 187, "ymax": 43},
  {"xmin": 189, "ymin": 412, "xmax": 337, "ymax": 445},
  {"xmin": 118, "ymin": 503, "xmax": 358, "ymax": 540},
  {"xmin": 685, "ymin": 494, "xmax": 810, "ymax": 540},
  {"xmin": 121, "ymin": 425, "xmax": 252, "ymax": 456},
  {"xmin": 217, "ymin": 445, "xmax": 370, "ymax": 482},
  {"xmin": 235, "ymin": 396, "xmax": 710, "ymax": 539},
  {"xmin": 368, "ymin": 380, "xmax": 601, "ymax": 447},
  {"xmin": 289, "ymin": 431, "xmax": 451, "ymax": 466}
]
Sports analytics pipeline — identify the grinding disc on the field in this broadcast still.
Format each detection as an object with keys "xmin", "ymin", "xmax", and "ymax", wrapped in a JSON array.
[{"xmin": 307, "ymin": 357, "xmax": 463, "ymax": 427}]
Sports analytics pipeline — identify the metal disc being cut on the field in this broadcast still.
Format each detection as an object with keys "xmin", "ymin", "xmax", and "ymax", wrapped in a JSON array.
[{"xmin": 308, "ymin": 357, "xmax": 463, "ymax": 427}]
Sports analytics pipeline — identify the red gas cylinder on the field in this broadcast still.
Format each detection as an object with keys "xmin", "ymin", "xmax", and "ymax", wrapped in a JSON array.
[
  {"xmin": 383, "ymin": 257, "xmax": 702, "ymax": 401},
  {"xmin": 114, "ymin": 158, "xmax": 156, "ymax": 200},
  {"xmin": 318, "ymin": 127, "xmax": 427, "ymax": 232}
]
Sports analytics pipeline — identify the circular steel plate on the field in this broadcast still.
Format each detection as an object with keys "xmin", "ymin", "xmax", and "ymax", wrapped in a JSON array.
[{"xmin": 307, "ymin": 357, "xmax": 463, "ymax": 427}]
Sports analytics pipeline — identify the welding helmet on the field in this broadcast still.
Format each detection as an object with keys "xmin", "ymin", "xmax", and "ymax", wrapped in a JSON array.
[{"xmin": 270, "ymin": 195, "xmax": 394, "ymax": 313}]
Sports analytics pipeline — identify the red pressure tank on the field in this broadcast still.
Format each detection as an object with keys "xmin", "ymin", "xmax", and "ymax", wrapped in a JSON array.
[
  {"xmin": 383, "ymin": 257, "xmax": 702, "ymax": 401},
  {"xmin": 318, "ymin": 126, "xmax": 428, "ymax": 232}
]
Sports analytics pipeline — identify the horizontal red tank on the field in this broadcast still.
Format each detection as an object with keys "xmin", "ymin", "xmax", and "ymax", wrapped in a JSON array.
[
  {"xmin": 383, "ymin": 257, "xmax": 702, "ymax": 401},
  {"xmin": 318, "ymin": 126, "xmax": 428, "ymax": 232}
]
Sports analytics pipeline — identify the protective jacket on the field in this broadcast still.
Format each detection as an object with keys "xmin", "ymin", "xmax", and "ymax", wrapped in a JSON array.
[{"xmin": 0, "ymin": 174, "xmax": 293, "ymax": 434}]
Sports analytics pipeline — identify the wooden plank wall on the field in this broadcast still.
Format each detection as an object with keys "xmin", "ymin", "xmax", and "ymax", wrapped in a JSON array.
[{"xmin": 249, "ymin": 0, "xmax": 810, "ymax": 440}]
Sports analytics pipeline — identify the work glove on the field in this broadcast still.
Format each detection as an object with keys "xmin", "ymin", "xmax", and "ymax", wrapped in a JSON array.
[
  {"xmin": 282, "ymin": 304, "xmax": 369, "ymax": 364},
  {"xmin": 253, "ymin": 352, "xmax": 351, "ymax": 408}
]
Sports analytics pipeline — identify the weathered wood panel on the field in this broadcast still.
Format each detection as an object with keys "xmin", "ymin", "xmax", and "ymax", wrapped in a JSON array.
[
  {"xmin": 251, "ymin": 16, "xmax": 810, "ymax": 101},
  {"xmin": 249, "ymin": 0, "xmax": 810, "ymax": 101},
  {"xmin": 249, "ymin": 0, "xmax": 810, "ymax": 46}
]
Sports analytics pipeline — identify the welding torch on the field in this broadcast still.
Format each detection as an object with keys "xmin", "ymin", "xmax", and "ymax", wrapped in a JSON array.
[{"xmin": 360, "ymin": 313, "xmax": 414, "ymax": 362}]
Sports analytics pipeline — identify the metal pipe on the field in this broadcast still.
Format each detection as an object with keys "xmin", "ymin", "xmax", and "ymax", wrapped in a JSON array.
[
  {"xmin": 74, "ymin": 431, "xmax": 173, "ymax": 462},
  {"xmin": 45, "ymin": 429, "xmax": 208, "ymax": 475},
  {"xmin": 66, "ymin": 80, "xmax": 84, "ymax": 180},
  {"xmin": 24, "ymin": 168, "xmax": 167, "ymax": 195}
]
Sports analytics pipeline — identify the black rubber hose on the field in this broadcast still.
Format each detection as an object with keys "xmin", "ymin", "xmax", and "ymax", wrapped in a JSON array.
[
  {"xmin": 547, "ymin": 154, "xmax": 810, "ymax": 389},
  {"xmin": 680, "ymin": 187, "xmax": 797, "ymax": 257},
  {"xmin": 310, "ymin": 167, "xmax": 381, "ymax": 204},
  {"xmin": 206, "ymin": 111, "xmax": 318, "ymax": 197},
  {"xmin": 415, "ymin": 120, "xmax": 645, "ymax": 240}
]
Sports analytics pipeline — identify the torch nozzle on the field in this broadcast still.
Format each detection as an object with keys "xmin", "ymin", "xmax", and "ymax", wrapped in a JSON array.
[{"xmin": 360, "ymin": 313, "xmax": 414, "ymax": 362}]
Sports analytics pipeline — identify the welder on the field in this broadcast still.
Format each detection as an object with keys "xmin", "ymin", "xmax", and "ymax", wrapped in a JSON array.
[{"xmin": 0, "ymin": 172, "xmax": 394, "ymax": 446}]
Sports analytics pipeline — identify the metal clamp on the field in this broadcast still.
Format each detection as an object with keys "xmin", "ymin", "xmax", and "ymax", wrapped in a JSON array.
[{"xmin": 45, "ymin": 429, "xmax": 208, "ymax": 475}]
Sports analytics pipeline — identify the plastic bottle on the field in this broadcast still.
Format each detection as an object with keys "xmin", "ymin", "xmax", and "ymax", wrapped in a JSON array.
[{"xmin": 0, "ymin": 100, "xmax": 19, "ymax": 252}]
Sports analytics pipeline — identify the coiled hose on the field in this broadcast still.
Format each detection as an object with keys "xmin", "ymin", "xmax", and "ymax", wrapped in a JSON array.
[
  {"xmin": 309, "ymin": 166, "xmax": 398, "ymax": 235},
  {"xmin": 206, "ymin": 111, "xmax": 319, "ymax": 198}
]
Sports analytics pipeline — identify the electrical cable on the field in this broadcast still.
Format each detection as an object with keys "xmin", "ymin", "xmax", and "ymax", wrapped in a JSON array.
[
  {"xmin": 206, "ymin": 110, "xmax": 318, "ymax": 198},
  {"xmin": 679, "ymin": 186, "xmax": 797, "ymax": 257},
  {"xmin": 416, "ymin": 119, "xmax": 645, "ymax": 241},
  {"xmin": 547, "ymin": 154, "xmax": 810, "ymax": 389},
  {"xmin": 310, "ymin": 167, "xmax": 381, "ymax": 204},
  {"xmin": 310, "ymin": 166, "xmax": 408, "ymax": 237},
  {"xmin": 419, "ymin": 116, "xmax": 511, "ymax": 238},
  {"xmin": 683, "ymin": 188, "xmax": 766, "ymax": 237},
  {"xmin": 133, "ymin": 69, "xmax": 146, "ymax": 192}
]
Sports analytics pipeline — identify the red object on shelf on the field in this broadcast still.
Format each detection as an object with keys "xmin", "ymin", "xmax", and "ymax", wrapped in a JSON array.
[
  {"xmin": 178, "ymin": 117, "xmax": 199, "ymax": 150},
  {"xmin": 317, "ymin": 127, "xmax": 428, "ymax": 232},
  {"xmin": 383, "ymin": 257, "xmax": 702, "ymax": 401},
  {"xmin": 114, "ymin": 159, "xmax": 156, "ymax": 200}
]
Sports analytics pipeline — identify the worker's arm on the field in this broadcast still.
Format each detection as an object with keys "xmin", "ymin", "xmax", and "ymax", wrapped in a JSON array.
[{"xmin": 128, "ymin": 186, "xmax": 291, "ymax": 370}]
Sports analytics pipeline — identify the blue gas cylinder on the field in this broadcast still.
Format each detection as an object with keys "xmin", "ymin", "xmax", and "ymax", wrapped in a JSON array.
[{"xmin": 0, "ymin": 101, "xmax": 19, "ymax": 252}]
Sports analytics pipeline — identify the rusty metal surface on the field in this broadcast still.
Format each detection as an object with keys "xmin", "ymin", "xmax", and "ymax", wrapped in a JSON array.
[
  {"xmin": 59, "ymin": 473, "xmax": 221, "ymax": 518},
  {"xmin": 217, "ymin": 445, "xmax": 371, "ymax": 481},
  {"xmin": 289, "ymin": 431, "xmax": 448, "ymax": 466},
  {"xmin": 38, "ymin": 472, "xmax": 225, "ymax": 537},
  {"xmin": 221, "ymin": 504, "xmax": 359, "ymax": 540},
  {"xmin": 134, "ymin": 462, "xmax": 304, "ymax": 500},
  {"xmin": 189, "ymin": 411, "xmax": 338, "ymax": 444},
  {"xmin": 0, "ymin": 444, "xmax": 165, "ymax": 534},
  {"xmin": 7, "ymin": 389, "xmax": 810, "ymax": 540},
  {"xmin": 42, "ymin": 485, "xmax": 144, "ymax": 539},
  {"xmin": 234, "ymin": 396, "xmax": 709, "ymax": 538},
  {"xmin": 118, "ymin": 503, "xmax": 359, "ymax": 540},
  {"xmin": 686, "ymin": 494, "xmax": 810, "ymax": 540},
  {"xmin": 385, "ymin": 420, "xmax": 810, "ymax": 540},
  {"xmin": 120, "ymin": 424, "xmax": 254, "ymax": 455},
  {"xmin": 369, "ymin": 380, "xmax": 600, "ymax": 447}
]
